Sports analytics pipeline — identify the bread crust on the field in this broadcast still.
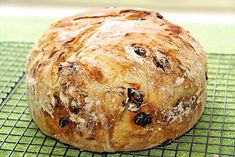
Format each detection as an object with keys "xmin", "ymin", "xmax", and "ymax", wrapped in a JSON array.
[{"xmin": 26, "ymin": 8, "xmax": 207, "ymax": 152}]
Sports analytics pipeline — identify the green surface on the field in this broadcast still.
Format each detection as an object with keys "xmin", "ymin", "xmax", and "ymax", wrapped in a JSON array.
[
  {"xmin": 0, "ymin": 16, "xmax": 234, "ymax": 53},
  {"xmin": 0, "ymin": 17, "xmax": 53, "ymax": 43},
  {"xmin": 0, "ymin": 42, "xmax": 235, "ymax": 157}
]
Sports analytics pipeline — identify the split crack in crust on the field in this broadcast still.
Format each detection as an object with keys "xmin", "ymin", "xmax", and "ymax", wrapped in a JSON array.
[{"xmin": 26, "ymin": 8, "xmax": 207, "ymax": 152}]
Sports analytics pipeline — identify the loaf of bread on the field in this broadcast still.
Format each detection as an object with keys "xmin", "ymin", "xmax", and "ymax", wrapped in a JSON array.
[{"xmin": 26, "ymin": 8, "xmax": 207, "ymax": 152}]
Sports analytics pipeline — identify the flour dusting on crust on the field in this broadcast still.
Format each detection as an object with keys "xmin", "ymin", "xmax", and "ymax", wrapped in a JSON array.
[{"xmin": 163, "ymin": 95, "xmax": 197, "ymax": 123}]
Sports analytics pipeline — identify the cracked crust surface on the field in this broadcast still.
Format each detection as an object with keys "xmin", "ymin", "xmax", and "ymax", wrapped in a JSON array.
[{"xmin": 26, "ymin": 8, "xmax": 207, "ymax": 152}]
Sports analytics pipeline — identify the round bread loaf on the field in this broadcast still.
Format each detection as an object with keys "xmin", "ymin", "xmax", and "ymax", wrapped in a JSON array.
[{"xmin": 26, "ymin": 8, "xmax": 207, "ymax": 152}]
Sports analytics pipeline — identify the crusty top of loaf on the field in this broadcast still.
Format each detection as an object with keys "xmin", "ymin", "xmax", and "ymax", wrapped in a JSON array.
[{"xmin": 26, "ymin": 8, "xmax": 207, "ymax": 151}]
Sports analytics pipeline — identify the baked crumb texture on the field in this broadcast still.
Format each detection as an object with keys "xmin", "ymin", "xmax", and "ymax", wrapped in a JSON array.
[{"xmin": 26, "ymin": 8, "xmax": 207, "ymax": 152}]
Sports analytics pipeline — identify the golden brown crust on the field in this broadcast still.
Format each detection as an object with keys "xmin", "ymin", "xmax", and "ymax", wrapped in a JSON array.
[{"xmin": 26, "ymin": 8, "xmax": 207, "ymax": 152}]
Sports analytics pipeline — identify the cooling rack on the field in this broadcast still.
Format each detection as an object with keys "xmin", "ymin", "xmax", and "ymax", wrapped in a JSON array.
[{"xmin": 0, "ymin": 42, "xmax": 234, "ymax": 157}]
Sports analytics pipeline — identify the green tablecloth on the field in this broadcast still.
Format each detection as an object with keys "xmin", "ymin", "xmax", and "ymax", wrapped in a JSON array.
[{"xmin": 0, "ymin": 16, "xmax": 234, "ymax": 53}]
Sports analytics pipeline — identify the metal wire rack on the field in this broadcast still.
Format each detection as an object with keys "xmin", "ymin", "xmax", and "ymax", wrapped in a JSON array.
[{"xmin": 0, "ymin": 41, "xmax": 234, "ymax": 157}]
